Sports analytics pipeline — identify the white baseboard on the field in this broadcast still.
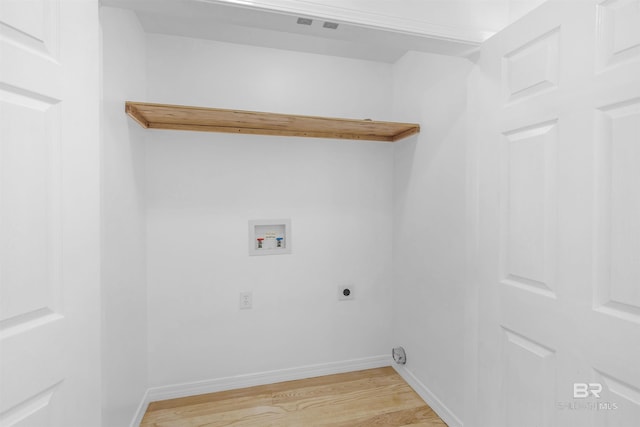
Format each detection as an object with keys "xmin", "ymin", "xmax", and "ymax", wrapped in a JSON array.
[
  {"xmin": 130, "ymin": 355, "xmax": 390, "ymax": 426},
  {"xmin": 130, "ymin": 388, "xmax": 150, "ymax": 427},
  {"xmin": 393, "ymin": 364, "xmax": 463, "ymax": 427}
]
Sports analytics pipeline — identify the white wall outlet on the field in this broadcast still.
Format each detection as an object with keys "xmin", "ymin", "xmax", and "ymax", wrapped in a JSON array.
[
  {"xmin": 239, "ymin": 291, "xmax": 252, "ymax": 309},
  {"xmin": 338, "ymin": 285, "xmax": 355, "ymax": 300}
]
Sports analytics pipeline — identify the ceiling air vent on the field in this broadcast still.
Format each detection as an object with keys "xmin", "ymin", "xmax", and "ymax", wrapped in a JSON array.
[
  {"xmin": 323, "ymin": 21, "xmax": 339, "ymax": 29},
  {"xmin": 296, "ymin": 17, "xmax": 313, "ymax": 25}
]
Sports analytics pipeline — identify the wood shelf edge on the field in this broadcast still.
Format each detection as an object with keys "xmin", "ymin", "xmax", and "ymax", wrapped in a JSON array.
[
  {"xmin": 125, "ymin": 101, "xmax": 420, "ymax": 142},
  {"xmin": 125, "ymin": 102, "xmax": 150, "ymax": 128}
]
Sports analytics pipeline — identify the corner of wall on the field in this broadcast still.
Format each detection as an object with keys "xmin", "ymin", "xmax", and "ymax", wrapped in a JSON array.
[
  {"xmin": 391, "ymin": 49, "xmax": 476, "ymax": 426},
  {"xmin": 101, "ymin": 6, "xmax": 149, "ymax": 427}
]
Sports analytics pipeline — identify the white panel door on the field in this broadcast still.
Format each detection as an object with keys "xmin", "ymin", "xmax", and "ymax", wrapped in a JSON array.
[
  {"xmin": 0, "ymin": 0, "xmax": 101, "ymax": 426},
  {"xmin": 474, "ymin": 0, "xmax": 640, "ymax": 426}
]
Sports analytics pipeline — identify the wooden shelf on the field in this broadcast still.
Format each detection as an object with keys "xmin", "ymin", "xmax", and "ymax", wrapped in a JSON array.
[{"xmin": 125, "ymin": 102, "xmax": 419, "ymax": 142}]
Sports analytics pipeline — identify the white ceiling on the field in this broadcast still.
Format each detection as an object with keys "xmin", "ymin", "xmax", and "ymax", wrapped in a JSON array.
[{"xmin": 102, "ymin": 0, "xmax": 545, "ymax": 62}]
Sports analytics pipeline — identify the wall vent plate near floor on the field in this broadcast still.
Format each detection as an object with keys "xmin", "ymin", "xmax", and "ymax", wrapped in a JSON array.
[
  {"xmin": 392, "ymin": 346, "xmax": 407, "ymax": 365},
  {"xmin": 249, "ymin": 219, "xmax": 291, "ymax": 256}
]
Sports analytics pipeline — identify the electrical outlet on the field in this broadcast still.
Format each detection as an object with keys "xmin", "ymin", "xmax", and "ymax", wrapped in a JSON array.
[
  {"xmin": 338, "ymin": 285, "xmax": 355, "ymax": 300},
  {"xmin": 239, "ymin": 291, "xmax": 252, "ymax": 309}
]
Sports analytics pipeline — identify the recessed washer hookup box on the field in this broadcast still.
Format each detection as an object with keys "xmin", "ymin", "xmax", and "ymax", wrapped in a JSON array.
[{"xmin": 248, "ymin": 219, "xmax": 291, "ymax": 256}]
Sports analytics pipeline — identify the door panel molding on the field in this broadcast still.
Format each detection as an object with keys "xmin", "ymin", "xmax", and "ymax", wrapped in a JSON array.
[{"xmin": 594, "ymin": 97, "xmax": 640, "ymax": 323}]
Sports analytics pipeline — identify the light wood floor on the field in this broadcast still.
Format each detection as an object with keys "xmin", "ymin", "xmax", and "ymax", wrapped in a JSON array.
[{"xmin": 141, "ymin": 367, "xmax": 448, "ymax": 426}]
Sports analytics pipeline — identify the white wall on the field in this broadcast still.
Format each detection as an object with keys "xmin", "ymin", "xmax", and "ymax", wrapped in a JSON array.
[
  {"xmin": 391, "ymin": 51, "xmax": 474, "ymax": 425},
  {"xmin": 144, "ymin": 35, "xmax": 395, "ymax": 387},
  {"xmin": 101, "ymin": 7, "xmax": 148, "ymax": 426},
  {"xmin": 507, "ymin": 0, "xmax": 548, "ymax": 23}
]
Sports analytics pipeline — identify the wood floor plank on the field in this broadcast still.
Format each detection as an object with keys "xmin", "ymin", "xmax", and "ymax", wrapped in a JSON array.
[
  {"xmin": 141, "ymin": 367, "xmax": 448, "ymax": 426},
  {"xmin": 348, "ymin": 406, "xmax": 448, "ymax": 427}
]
